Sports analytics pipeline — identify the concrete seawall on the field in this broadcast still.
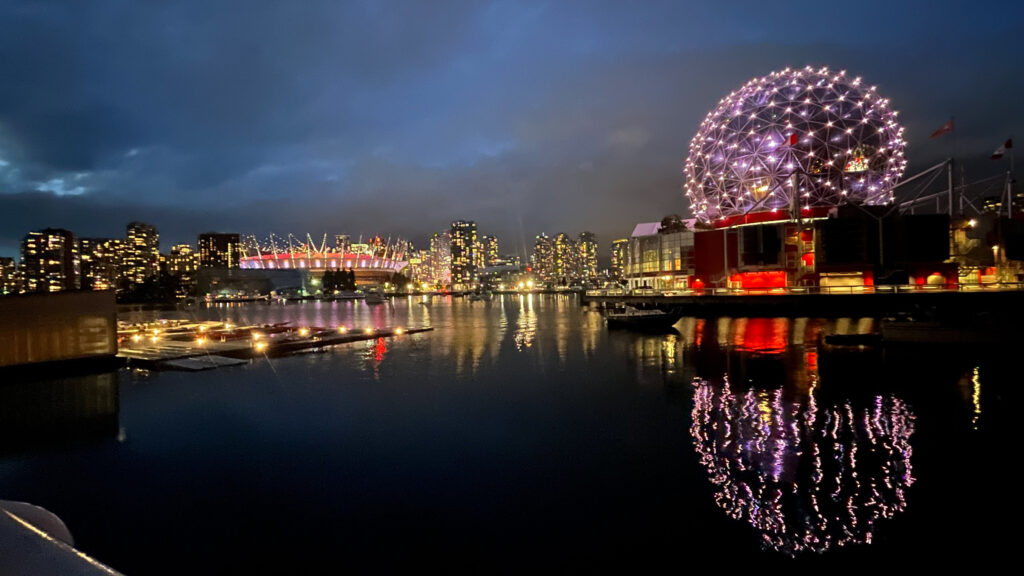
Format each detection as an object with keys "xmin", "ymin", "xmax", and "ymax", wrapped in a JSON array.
[{"xmin": 583, "ymin": 289, "xmax": 1024, "ymax": 319}]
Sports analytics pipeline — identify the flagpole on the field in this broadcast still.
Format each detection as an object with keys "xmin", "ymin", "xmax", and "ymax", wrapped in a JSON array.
[{"xmin": 948, "ymin": 115, "xmax": 955, "ymax": 218}]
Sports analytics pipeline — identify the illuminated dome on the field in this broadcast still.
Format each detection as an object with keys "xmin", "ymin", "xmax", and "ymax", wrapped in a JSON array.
[{"xmin": 684, "ymin": 66, "xmax": 907, "ymax": 224}]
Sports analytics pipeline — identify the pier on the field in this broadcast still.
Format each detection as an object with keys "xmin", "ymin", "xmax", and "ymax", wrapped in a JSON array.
[
  {"xmin": 117, "ymin": 321, "xmax": 433, "ymax": 370},
  {"xmin": 582, "ymin": 285, "xmax": 1024, "ymax": 318}
]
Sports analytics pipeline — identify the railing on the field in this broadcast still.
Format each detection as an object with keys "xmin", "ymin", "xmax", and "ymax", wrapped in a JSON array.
[{"xmin": 585, "ymin": 282, "xmax": 1024, "ymax": 298}]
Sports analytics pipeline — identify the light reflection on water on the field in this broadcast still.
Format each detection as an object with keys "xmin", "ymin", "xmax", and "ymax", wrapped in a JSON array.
[
  {"xmin": 691, "ymin": 375, "xmax": 915, "ymax": 555},
  {"xmin": 13, "ymin": 298, "xmax": 1002, "ymax": 570}
]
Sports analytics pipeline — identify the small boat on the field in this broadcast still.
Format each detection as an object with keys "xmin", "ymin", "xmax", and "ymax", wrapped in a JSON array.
[
  {"xmin": 467, "ymin": 291, "xmax": 492, "ymax": 302},
  {"xmin": 605, "ymin": 306, "xmax": 683, "ymax": 331},
  {"xmin": 821, "ymin": 332, "xmax": 882, "ymax": 347},
  {"xmin": 364, "ymin": 288, "xmax": 387, "ymax": 305}
]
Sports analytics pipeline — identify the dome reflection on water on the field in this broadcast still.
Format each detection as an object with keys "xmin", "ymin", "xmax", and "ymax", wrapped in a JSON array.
[
  {"xmin": 691, "ymin": 377, "xmax": 915, "ymax": 555},
  {"xmin": 621, "ymin": 316, "xmax": 918, "ymax": 555},
  {"xmin": 673, "ymin": 317, "xmax": 916, "ymax": 555}
]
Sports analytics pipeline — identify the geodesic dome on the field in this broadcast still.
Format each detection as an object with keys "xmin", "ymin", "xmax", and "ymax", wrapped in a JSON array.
[{"xmin": 684, "ymin": 66, "xmax": 907, "ymax": 224}]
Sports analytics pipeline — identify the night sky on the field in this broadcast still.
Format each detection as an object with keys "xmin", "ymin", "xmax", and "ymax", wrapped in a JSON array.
[{"xmin": 1, "ymin": 1, "xmax": 1021, "ymax": 259}]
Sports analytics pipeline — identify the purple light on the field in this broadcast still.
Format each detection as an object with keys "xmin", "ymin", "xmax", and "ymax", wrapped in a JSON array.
[{"xmin": 683, "ymin": 66, "xmax": 907, "ymax": 223}]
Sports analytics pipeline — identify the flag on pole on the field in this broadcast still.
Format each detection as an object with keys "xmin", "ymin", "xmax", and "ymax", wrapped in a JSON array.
[
  {"xmin": 929, "ymin": 119, "xmax": 954, "ymax": 139},
  {"xmin": 991, "ymin": 138, "xmax": 1013, "ymax": 159}
]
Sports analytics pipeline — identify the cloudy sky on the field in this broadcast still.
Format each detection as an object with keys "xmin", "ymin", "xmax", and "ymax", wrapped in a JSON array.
[{"xmin": 1, "ymin": 0, "xmax": 1021, "ymax": 260}]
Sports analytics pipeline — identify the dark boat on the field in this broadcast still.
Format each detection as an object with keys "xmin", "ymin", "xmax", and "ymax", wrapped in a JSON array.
[{"xmin": 605, "ymin": 306, "xmax": 683, "ymax": 331}]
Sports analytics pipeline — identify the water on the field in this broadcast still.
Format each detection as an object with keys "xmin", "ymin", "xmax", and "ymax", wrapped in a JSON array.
[{"xmin": 0, "ymin": 295, "xmax": 1015, "ymax": 573}]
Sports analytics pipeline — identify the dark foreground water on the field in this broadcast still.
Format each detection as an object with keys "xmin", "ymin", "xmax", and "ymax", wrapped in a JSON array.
[{"xmin": 0, "ymin": 295, "xmax": 1016, "ymax": 573}]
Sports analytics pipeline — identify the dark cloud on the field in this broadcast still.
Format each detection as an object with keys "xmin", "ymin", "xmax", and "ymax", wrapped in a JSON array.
[{"xmin": 1, "ymin": 0, "xmax": 1022, "ymax": 259}]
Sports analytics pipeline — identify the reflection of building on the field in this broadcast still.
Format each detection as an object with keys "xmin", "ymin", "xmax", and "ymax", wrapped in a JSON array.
[
  {"xmin": 450, "ymin": 220, "xmax": 478, "ymax": 290},
  {"xmin": 691, "ymin": 377, "xmax": 914, "ymax": 555},
  {"xmin": 20, "ymin": 228, "xmax": 80, "ymax": 293},
  {"xmin": 124, "ymin": 221, "xmax": 159, "ymax": 285},
  {"xmin": 198, "ymin": 233, "xmax": 241, "ymax": 269},
  {"xmin": 624, "ymin": 216, "xmax": 695, "ymax": 290}
]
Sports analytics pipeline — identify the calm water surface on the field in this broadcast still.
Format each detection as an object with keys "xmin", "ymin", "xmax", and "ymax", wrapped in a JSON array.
[{"xmin": 0, "ymin": 295, "xmax": 1015, "ymax": 573}]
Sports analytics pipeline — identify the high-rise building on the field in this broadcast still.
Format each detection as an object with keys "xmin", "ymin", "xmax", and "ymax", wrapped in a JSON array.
[
  {"xmin": 79, "ymin": 237, "xmax": 123, "ymax": 291},
  {"xmin": 578, "ymin": 231, "xmax": 598, "ymax": 284},
  {"xmin": 481, "ymin": 235, "xmax": 499, "ymax": 267},
  {"xmin": 0, "ymin": 257, "xmax": 18, "ymax": 295},
  {"xmin": 20, "ymin": 228, "xmax": 80, "ymax": 293},
  {"xmin": 164, "ymin": 244, "xmax": 199, "ymax": 298},
  {"xmin": 429, "ymin": 232, "xmax": 451, "ymax": 288},
  {"xmin": 473, "ymin": 239, "xmax": 485, "ymax": 271},
  {"xmin": 450, "ymin": 220, "xmax": 477, "ymax": 290},
  {"xmin": 553, "ymin": 233, "xmax": 576, "ymax": 284},
  {"xmin": 198, "ymin": 233, "xmax": 241, "ymax": 269},
  {"xmin": 532, "ymin": 233, "xmax": 553, "ymax": 285},
  {"xmin": 610, "ymin": 238, "xmax": 629, "ymax": 281},
  {"xmin": 124, "ymin": 222, "xmax": 159, "ymax": 285}
]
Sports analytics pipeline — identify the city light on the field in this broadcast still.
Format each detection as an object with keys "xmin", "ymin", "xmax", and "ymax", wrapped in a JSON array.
[
  {"xmin": 684, "ymin": 66, "xmax": 906, "ymax": 223},
  {"xmin": 338, "ymin": 326, "xmax": 347, "ymax": 333},
  {"xmin": 255, "ymin": 341, "xmax": 267, "ymax": 352},
  {"xmin": 365, "ymin": 327, "xmax": 373, "ymax": 334},
  {"xmin": 395, "ymin": 327, "xmax": 403, "ymax": 335},
  {"xmin": 299, "ymin": 328, "xmax": 310, "ymax": 337}
]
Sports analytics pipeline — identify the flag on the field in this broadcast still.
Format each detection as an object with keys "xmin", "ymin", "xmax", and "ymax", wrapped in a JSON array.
[
  {"xmin": 930, "ymin": 119, "xmax": 954, "ymax": 139},
  {"xmin": 992, "ymin": 138, "xmax": 1013, "ymax": 159},
  {"xmin": 789, "ymin": 133, "xmax": 798, "ymax": 146}
]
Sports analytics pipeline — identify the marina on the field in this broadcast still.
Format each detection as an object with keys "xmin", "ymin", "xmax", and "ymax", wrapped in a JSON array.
[
  {"xmin": 0, "ymin": 297, "xmax": 1014, "ymax": 573},
  {"xmin": 116, "ymin": 319, "xmax": 432, "ymax": 369}
]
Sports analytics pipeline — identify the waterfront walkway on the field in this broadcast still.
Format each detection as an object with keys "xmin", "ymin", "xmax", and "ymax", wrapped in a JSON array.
[{"xmin": 583, "ymin": 284, "xmax": 1024, "ymax": 318}]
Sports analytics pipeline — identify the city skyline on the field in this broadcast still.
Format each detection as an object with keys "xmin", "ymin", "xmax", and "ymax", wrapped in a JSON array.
[{"xmin": 2, "ymin": 2, "xmax": 1022, "ymax": 258}]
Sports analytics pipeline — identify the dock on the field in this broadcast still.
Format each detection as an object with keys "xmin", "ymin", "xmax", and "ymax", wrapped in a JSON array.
[
  {"xmin": 117, "ymin": 322, "xmax": 433, "ymax": 370},
  {"xmin": 583, "ymin": 286, "xmax": 1024, "ymax": 318}
]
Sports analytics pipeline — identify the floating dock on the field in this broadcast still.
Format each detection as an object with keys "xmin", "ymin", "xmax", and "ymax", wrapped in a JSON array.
[{"xmin": 117, "ymin": 322, "xmax": 432, "ymax": 370}]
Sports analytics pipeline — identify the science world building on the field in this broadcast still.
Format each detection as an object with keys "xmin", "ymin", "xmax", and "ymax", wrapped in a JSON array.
[{"xmin": 684, "ymin": 66, "xmax": 907, "ymax": 226}]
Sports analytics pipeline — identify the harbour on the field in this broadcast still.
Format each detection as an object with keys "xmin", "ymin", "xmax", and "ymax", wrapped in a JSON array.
[{"xmin": 0, "ymin": 296, "xmax": 1016, "ymax": 573}]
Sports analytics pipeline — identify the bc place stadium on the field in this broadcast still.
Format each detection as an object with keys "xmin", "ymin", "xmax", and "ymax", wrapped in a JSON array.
[{"xmin": 239, "ymin": 234, "xmax": 410, "ymax": 285}]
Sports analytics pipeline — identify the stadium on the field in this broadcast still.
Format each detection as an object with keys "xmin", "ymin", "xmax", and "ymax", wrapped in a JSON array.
[{"xmin": 239, "ymin": 234, "xmax": 409, "ymax": 286}]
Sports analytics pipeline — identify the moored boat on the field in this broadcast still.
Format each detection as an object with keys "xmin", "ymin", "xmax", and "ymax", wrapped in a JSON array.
[
  {"xmin": 364, "ymin": 288, "xmax": 387, "ymax": 305},
  {"xmin": 605, "ymin": 306, "xmax": 683, "ymax": 331}
]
